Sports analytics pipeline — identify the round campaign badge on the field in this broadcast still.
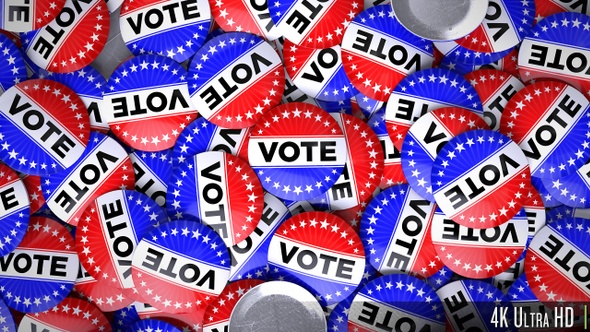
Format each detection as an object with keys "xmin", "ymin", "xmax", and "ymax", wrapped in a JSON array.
[
  {"xmin": 171, "ymin": 116, "xmax": 250, "ymax": 168},
  {"xmin": 188, "ymin": 32, "xmax": 284, "ymax": 129},
  {"xmin": 20, "ymin": 174, "xmax": 45, "ymax": 214},
  {"xmin": 455, "ymin": 0, "xmax": 534, "ymax": 53},
  {"xmin": 123, "ymin": 319, "xmax": 181, "ymax": 332},
  {"xmin": 268, "ymin": 0, "xmax": 362, "ymax": 48},
  {"xmin": 41, "ymin": 131, "xmax": 135, "ymax": 226},
  {"xmin": 104, "ymin": 54, "xmax": 197, "ymax": 152},
  {"xmin": 440, "ymin": 47, "xmax": 520, "ymax": 78},
  {"xmin": 526, "ymin": 217, "xmax": 590, "ymax": 306},
  {"xmin": 248, "ymin": 102, "xmax": 347, "ymax": 201},
  {"xmin": 401, "ymin": 107, "xmax": 489, "ymax": 202},
  {"xmin": 119, "ymin": 0, "xmax": 212, "ymax": 63},
  {"xmin": 74, "ymin": 264, "xmax": 135, "ymax": 312},
  {"xmin": 47, "ymin": 65, "xmax": 109, "ymax": 133},
  {"xmin": 0, "ymin": 164, "xmax": 29, "ymax": 256},
  {"xmin": 0, "ymin": 0, "xmax": 66, "ymax": 32},
  {"xmin": 228, "ymin": 192, "xmax": 290, "ymax": 282},
  {"xmin": 18, "ymin": 297, "xmax": 110, "ymax": 332},
  {"xmin": 209, "ymin": 0, "xmax": 281, "ymax": 40},
  {"xmin": 341, "ymin": 5, "xmax": 434, "ymax": 102},
  {"xmin": 0, "ymin": 79, "xmax": 90, "ymax": 176},
  {"xmin": 76, "ymin": 190, "xmax": 167, "ymax": 291},
  {"xmin": 348, "ymin": 274, "xmax": 446, "ymax": 332},
  {"xmin": 465, "ymin": 69, "xmax": 524, "ymax": 131},
  {"xmin": 368, "ymin": 109, "xmax": 406, "ymax": 189},
  {"xmin": 385, "ymin": 68, "xmax": 483, "ymax": 151},
  {"xmin": 308, "ymin": 113, "xmax": 384, "ymax": 211},
  {"xmin": 431, "ymin": 129, "xmax": 530, "ymax": 228},
  {"xmin": 540, "ymin": 160, "xmax": 590, "ymax": 208},
  {"xmin": 534, "ymin": 0, "xmax": 590, "ymax": 22},
  {"xmin": 268, "ymin": 211, "xmax": 365, "ymax": 306},
  {"xmin": 21, "ymin": 0, "xmax": 109, "ymax": 73},
  {"xmin": 360, "ymin": 184, "xmax": 442, "ymax": 278},
  {"xmin": 519, "ymin": 12, "xmax": 590, "ymax": 96},
  {"xmin": 0, "ymin": 33, "xmax": 26, "ymax": 94},
  {"xmin": 166, "ymin": 151, "xmax": 264, "ymax": 246},
  {"xmin": 500, "ymin": 80, "xmax": 590, "ymax": 179},
  {"xmin": 532, "ymin": 176, "xmax": 563, "ymax": 208},
  {"xmin": 431, "ymin": 207, "xmax": 528, "ymax": 278},
  {"xmin": 203, "ymin": 279, "xmax": 264, "ymax": 332},
  {"xmin": 130, "ymin": 149, "xmax": 173, "ymax": 207},
  {"xmin": 131, "ymin": 219, "xmax": 231, "ymax": 314},
  {"xmin": 0, "ymin": 216, "xmax": 78, "ymax": 313},
  {"xmin": 283, "ymin": 39, "xmax": 358, "ymax": 102},
  {"xmin": 437, "ymin": 279, "xmax": 513, "ymax": 332}
]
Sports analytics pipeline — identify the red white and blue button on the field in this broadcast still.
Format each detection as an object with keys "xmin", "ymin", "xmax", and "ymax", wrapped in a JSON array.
[
  {"xmin": 119, "ymin": 0, "xmax": 212, "ymax": 63},
  {"xmin": 534, "ymin": 0, "xmax": 590, "ymax": 22},
  {"xmin": 268, "ymin": 211, "xmax": 366, "ymax": 306},
  {"xmin": 166, "ymin": 151, "xmax": 264, "ymax": 246},
  {"xmin": 0, "ymin": 216, "xmax": 78, "ymax": 313},
  {"xmin": 0, "ymin": 164, "xmax": 29, "ymax": 257},
  {"xmin": 74, "ymin": 264, "xmax": 135, "ymax": 312},
  {"xmin": 402, "ymin": 107, "xmax": 488, "ymax": 202},
  {"xmin": 131, "ymin": 219, "xmax": 231, "ymax": 313},
  {"xmin": 0, "ymin": 79, "xmax": 90, "ymax": 176},
  {"xmin": 248, "ymin": 102, "xmax": 347, "ymax": 201},
  {"xmin": 130, "ymin": 149, "xmax": 173, "ymax": 207},
  {"xmin": 368, "ymin": 109, "xmax": 405, "ymax": 189},
  {"xmin": 348, "ymin": 274, "xmax": 446, "ymax": 332},
  {"xmin": 341, "ymin": 5, "xmax": 434, "ymax": 102},
  {"xmin": 385, "ymin": 68, "xmax": 483, "ymax": 151},
  {"xmin": 104, "ymin": 54, "xmax": 197, "ymax": 152},
  {"xmin": 432, "ymin": 129, "xmax": 530, "ymax": 228},
  {"xmin": 0, "ymin": 0, "xmax": 66, "ymax": 32},
  {"xmin": 209, "ymin": 0, "xmax": 281, "ymax": 40},
  {"xmin": 188, "ymin": 32, "xmax": 284, "ymax": 129},
  {"xmin": 500, "ymin": 80, "xmax": 590, "ymax": 179}
]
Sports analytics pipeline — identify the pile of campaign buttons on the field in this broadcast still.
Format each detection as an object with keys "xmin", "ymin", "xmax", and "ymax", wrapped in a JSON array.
[{"xmin": 3, "ymin": 1, "xmax": 590, "ymax": 331}]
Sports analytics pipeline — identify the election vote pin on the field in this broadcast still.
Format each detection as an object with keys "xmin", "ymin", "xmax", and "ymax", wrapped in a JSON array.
[
  {"xmin": 21, "ymin": 0, "xmax": 109, "ymax": 73},
  {"xmin": 104, "ymin": 54, "xmax": 197, "ymax": 152},
  {"xmin": 119, "ymin": 0, "xmax": 212, "ymax": 63},
  {"xmin": 432, "ymin": 129, "xmax": 530, "ymax": 228},
  {"xmin": 171, "ymin": 116, "xmax": 251, "ymax": 168},
  {"xmin": 283, "ymin": 40, "xmax": 358, "ymax": 102},
  {"xmin": 268, "ymin": 211, "xmax": 365, "ymax": 306},
  {"xmin": 526, "ymin": 217, "xmax": 590, "ymax": 306},
  {"xmin": 385, "ymin": 68, "xmax": 483, "ymax": 151},
  {"xmin": 41, "ymin": 131, "xmax": 135, "ymax": 226},
  {"xmin": 0, "ymin": 216, "xmax": 78, "ymax": 313},
  {"xmin": 0, "ymin": 164, "xmax": 29, "ymax": 257},
  {"xmin": 431, "ymin": 207, "xmax": 528, "ymax": 278},
  {"xmin": 308, "ymin": 113, "xmax": 384, "ymax": 211},
  {"xmin": 131, "ymin": 220, "xmax": 231, "ymax": 314},
  {"xmin": 268, "ymin": 0, "xmax": 362, "ymax": 48},
  {"xmin": 20, "ymin": 174, "xmax": 45, "ymax": 214},
  {"xmin": 519, "ymin": 12, "xmax": 590, "ymax": 96},
  {"xmin": 125, "ymin": 319, "xmax": 181, "ymax": 332},
  {"xmin": 0, "ymin": 0, "xmax": 66, "ymax": 32},
  {"xmin": 368, "ymin": 109, "xmax": 406, "ymax": 189},
  {"xmin": 401, "ymin": 107, "xmax": 488, "ymax": 202},
  {"xmin": 465, "ymin": 69, "xmax": 524, "ymax": 131},
  {"xmin": 203, "ymin": 279, "xmax": 264, "ymax": 332},
  {"xmin": 47, "ymin": 65, "xmax": 109, "ymax": 133},
  {"xmin": 130, "ymin": 149, "xmax": 173, "ymax": 207},
  {"xmin": 504, "ymin": 80, "xmax": 590, "ymax": 178},
  {"xmin": 0, "ymin": 33, "xmax": 26, "ymax": 94},
  {"xmin": 209, "ymin": 0, "xmax": 281, "ymax": 40},
  {"xmin": 455, "ymin": 0, "xmax": 534, "ymax": 53},
  {"xmin": 188, "ymin": 32, "xmax": 284, "ymax": 129},
  {"xmin": 18, "ymin": 297, "xmax": 111, "ymax": 332},
  {"xmin": 437, "ymin": 280, "xmax": 513, "ymax": 332},
  {"xmin": 360, "ymin": 184, "xmax": 442, "ymax": 277},
  {"xmin": 228, "ymin": 192, "xmax": 290, "ymax": 282},
  {"xmin": 341, "ymin": 5, "xmax": 434, "ymax": 102},
  {"xmin": 74, "ymin": 264, "xmax": 135, "ymax": 312},
  {"xmin": 0, "ymin": 79, "xmax": 90, "ymax": 176},
  {"xmin": 540, "ymin": 160, "xmax": 590, "ymax": 208},
  {"xmin": 348, "ymin": 274, "xmax": 446, "ymax": 332},
  {"xmin": 248, "ymin": 102, "xmax": 347, "ymax": 201},
  {"xmin": 167, "ymin": 151, "xmax": 264, "ymax": 246},
  {"xmin": 76, "ymin": 190, "xmax": 167, "ymax": 292}
]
